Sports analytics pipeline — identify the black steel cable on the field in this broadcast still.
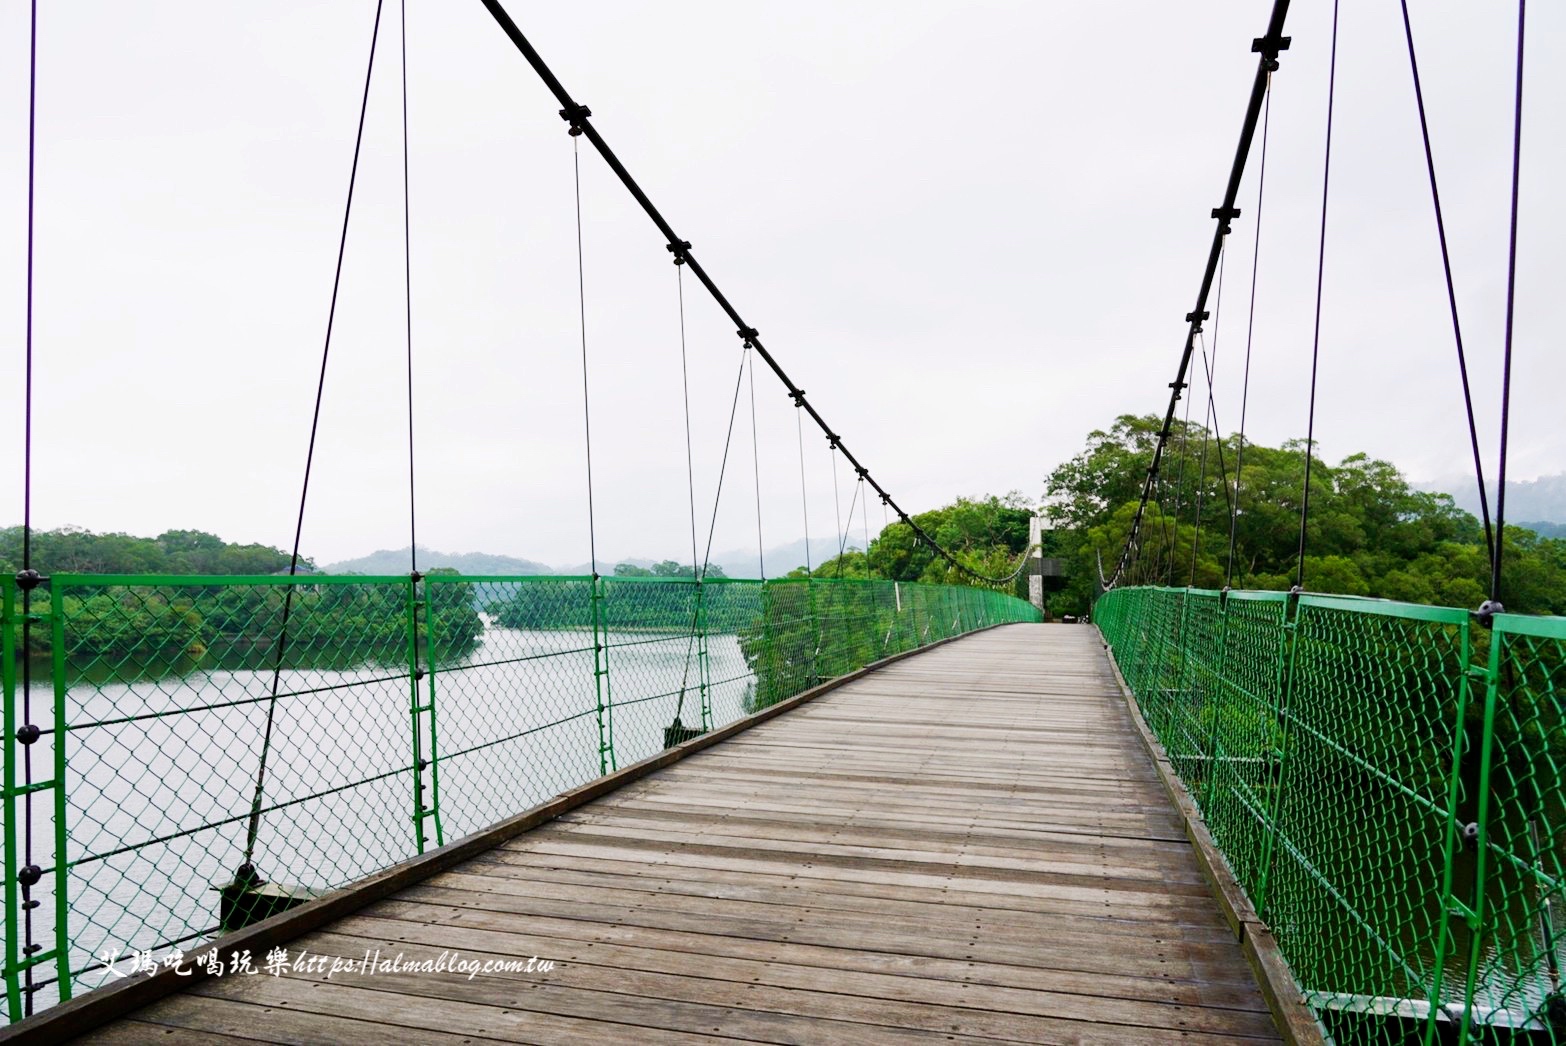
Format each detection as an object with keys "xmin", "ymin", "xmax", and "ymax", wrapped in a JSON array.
[
  {"xmin": 1491, "ymin": 0, "xmax": 1527, "ymax": 605},
  {"xmin": 1169, "ymin": 385, "xmax": 1194, "ymax": 586},
  {"xmin": 475, "ymin": 0, "xmax": 1025, "ymax": 586},
  {"xmin": 747, "ymin": 348, "xmax": 765, "ymax": 579},
  {"xmin": 400, "ymin": 0, "xmax": 417, "ymax": 575},
  {"xmin": 571, "ymin": 135, "xmax": 600, "ymax": 578},
  {"xmin": 19, "ymin": 0, "xmax": 39, "ymax": 1011},
  {"xmin": 699, "ymin": 349, "xmax": 751, "ymax": 576},
  {"xmin": 1100, "ymin": 0, "xmax": 1291, "ymax": 589},
  {"xmin": 796, "ymin": 404, "xmax": 812, "ymax": 573},
  {"xmin": 675, "ymin": 264, "xmax": 700, "ymax": 581},
  {"xmin": 245, "ymin": 0, "xmax": 385, "ymax": 869},
  {"xmin": 1191, "ymin": 252, "xmax": 1235, "ymax": 586},
  {"xmin": 1293, "ymin": 0, "xmax": 1340, "ymax": 593},
  {"xmin": 1398, "ymin": 0, "xmax": 1495, "ymax": 573},
  {"xmin": 1227, "ymin": 79, "xmax": 1273, "ymax": 590},
  {"xmin": 672, "ymin": 261, "xmax": 703, "ymax": 716},
  {"xmin": 830, "ymin": 444, "xmax": 845, "ymax": 567}
]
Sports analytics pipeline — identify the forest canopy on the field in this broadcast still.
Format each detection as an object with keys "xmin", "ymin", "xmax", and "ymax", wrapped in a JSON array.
[
  {"xmin": 1, "ymin": 526, "xmax": 304, "ymax": 576},
  {"xmin": 1042, "ymin": 414, "xmax": 1566, "ymax": 617}
]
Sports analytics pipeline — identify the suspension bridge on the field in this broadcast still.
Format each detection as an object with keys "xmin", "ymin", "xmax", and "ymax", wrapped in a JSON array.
[{"xmin": 2, "ymin": 0, "xmax": 1559, "ymax": 1044}]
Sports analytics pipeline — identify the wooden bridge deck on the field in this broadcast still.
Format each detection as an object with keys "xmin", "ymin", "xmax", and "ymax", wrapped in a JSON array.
[{"xmin": 76, "ymin": 624, "xmax": 1280, "ymax": 1044}]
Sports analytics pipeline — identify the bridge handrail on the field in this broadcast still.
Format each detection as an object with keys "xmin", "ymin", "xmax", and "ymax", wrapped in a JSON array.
[
  {"xmin": 1096, "ymin": 584, "xmax": 1566, "ymax": 1041},
  {"xmin": 0, "ymin": 571, "xmax": 1038, "ymax": 1022}
]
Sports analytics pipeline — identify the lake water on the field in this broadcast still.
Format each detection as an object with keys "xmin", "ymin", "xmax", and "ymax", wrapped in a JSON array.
[{"xmin": 10, "ymin": 619, "xmax": 753, "ymax": 1007}]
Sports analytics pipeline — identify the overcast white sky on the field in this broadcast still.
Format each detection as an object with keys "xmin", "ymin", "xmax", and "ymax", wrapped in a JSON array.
[{"xmin": 1, "ymin": 1, "xmax": 1560, "ymax": 570}]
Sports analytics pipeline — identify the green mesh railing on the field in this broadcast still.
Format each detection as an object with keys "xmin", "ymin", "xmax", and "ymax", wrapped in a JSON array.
[
  {"xmin": 0, "ymin": 571, "xmax": 1038, "ymax": 1021},
  {"xmin": 1096, "ymin": 584, "xmax": 1566, "ymax": 1044}
]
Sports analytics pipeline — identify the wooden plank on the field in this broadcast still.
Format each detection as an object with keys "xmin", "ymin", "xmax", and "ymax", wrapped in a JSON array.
[{"xmin": 287, "ymin": 928, "xmax": 1281, "ymax": 1042}]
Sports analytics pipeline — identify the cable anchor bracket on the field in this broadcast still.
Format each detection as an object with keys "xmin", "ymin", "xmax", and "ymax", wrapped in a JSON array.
[
  {"xmin": 1252, "ymin": 31, "xmax": 1292, "ymax": 71},
  {"xmin": 559, "ymin": 103, "xmax": 592, "ymax": 136}
]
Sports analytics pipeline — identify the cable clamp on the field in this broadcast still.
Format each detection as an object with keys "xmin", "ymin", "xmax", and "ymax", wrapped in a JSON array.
[
  {"xmin": 1186, "ymin": 310, "xmax": 1209, "ymax": 324},
  {"xmin": 1211, "ymin": 205, "xmax": 1241, "ymax": 235},
  {"xmin": 559, "ymin": 103, "xmax": 592, "ymax": 136},
  {"xmin": 1252, "ymin": 32, "xmax": 1291, "ymax": 71},
  {"xmin": 855, "ymin": 467, "xmax": 868, "ymax": 480},
  {"xmin": 666, "ymin": 240, "xmax": 691, "ymax": 265},
  {"xmin": 736, "ymin": 326, "xmax": 759, "ymax": 348},
  {"xmin": 789, "ymin": 389, "xmax": 806, "ymax": 406},
  {"xmin": 14, "ymin": 569, "xmax": 45, "ymax": 591},
  {"xmin": 880, "ymin": 493, "xmax": 891, "ymax": 506}
]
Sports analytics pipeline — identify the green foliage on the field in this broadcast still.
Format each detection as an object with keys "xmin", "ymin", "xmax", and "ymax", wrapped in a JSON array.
[
  {"xmin": 15, "ymin": 576, "xmax": 483, "ymax": 672},
  {"xmin": 1044, "ymin": 414, "xmax": 1566, "ymax": 616},
  {"xmin": 806, "ymin": 493, "xmax": 1033, "ymax": 598},
  {"xmin": 0, "ymin": 526, "xmax": 303, "ymax": 576}
]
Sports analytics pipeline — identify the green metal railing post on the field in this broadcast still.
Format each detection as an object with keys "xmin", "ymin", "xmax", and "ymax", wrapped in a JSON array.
[
  {"xmin": 2, "ymin": 577, "xmax": 70, "ymax": 1018},
  {"xmin": 806, "ymin": 577, "xmax": 821, "ymax": 687},
  {"xmin": 2, "ymin": 576, "xmax": 20, "ymax": 1022},
  {"xmin": 405, "ymin": 575, "xmax": 443, "ymax": 853},
  {"xmin": 48, "ymin": 596, "xmax": 68, "ymax": 1004},
  {"xmin": 695, "ymin": 580, "xmax": 712, "ymax": 731},
  {"xmin": 1199, "ymin": 591, "xmax": 1232, "ymax": 812},
  {"xmin": 1253, "ymin": 588, "xmax": 1302, "ymax": 917},
  {"xmin": 1423, "ymin": 616, "xmax": 1478, "ymax": 1046},
  {"xmin": 1455, "ymin": 625, "xmax": 1504, "ymax": 1045},
  {"xmin": 589, "ymin": 574, "xmax": 615, "ymax": 774}
]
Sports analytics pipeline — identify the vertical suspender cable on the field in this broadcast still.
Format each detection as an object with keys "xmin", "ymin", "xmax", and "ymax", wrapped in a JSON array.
[
  {"xmin": 675, "ymin": 263, "xmax": 700, "ymax": 579},
  {"xmin": 571, "ymin": 135, "xmax": 600, "ymax": 578},
  {"xmin": 830, "ymin": 445, "xmax": 844, "ymax": 566},
  {"xmin": 1227, "ymin": 79, "xmax": 1273, "ymax": 590},
  {"xmin": 1398, "ymin": 1, "xmax": 1495, "ymax": 573},
  {"xmin": 1294, "ymin": 0, "xmax": 1340, "ymax": 592},
  {"xmin": 244, "ymin": 0, "xmax": 386, "ymax": 872},
  {"xmin": 1490, "ymin": 0, "xmax": 1526, "ymax": 608},
  {"xmin": 747, "ymin": 349, "xmax": 765, "ymax": 579},
  {"xmin": 1191, "ymin": 251, "xmax": 1235, "ymax": 586},
  {"xmin": 796, "ymin": 405, "xmax": 812, "ymax": 573},
  {"xmin": 400, "ymin": 0, "xmax": 417, "ymax": 574},
  {"xmin": 17, "ymin": 0, "xmax": 40, "ymax": 1013}
]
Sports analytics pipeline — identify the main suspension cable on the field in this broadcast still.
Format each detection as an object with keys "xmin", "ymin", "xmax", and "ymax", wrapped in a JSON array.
[
  {"xmin": 476, "ymin": 0, "xmax": 1023, "ymax": 585},
  {"xmin": 1101, "ymin": 0, "xmax": 1292, "ymax": 589},
  {"xmin": 1293, "ymin": 0, "xmax": 1340, "ymax": 592}
]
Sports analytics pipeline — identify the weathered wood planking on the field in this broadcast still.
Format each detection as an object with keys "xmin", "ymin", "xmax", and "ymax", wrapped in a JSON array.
[{"xmin": 73, "ymin": 624, "xmax": 1280, "ymax": 1043}]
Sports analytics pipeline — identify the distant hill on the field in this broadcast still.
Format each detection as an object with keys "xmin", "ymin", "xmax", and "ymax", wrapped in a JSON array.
[
  {"xmin": 324, "ymin": 546, "xmax": 553, "ymax": 576},
  {"xmin": 329, "ymin": 536, "xmax": 852, "ymax": 580},
  {"xmin": 1434, "ymin": 472, "xmax": 1566, "ymax": 527},
  {"xmin": 1520, "ymin": 521, "xmax": 1566, "ymax": 540}
]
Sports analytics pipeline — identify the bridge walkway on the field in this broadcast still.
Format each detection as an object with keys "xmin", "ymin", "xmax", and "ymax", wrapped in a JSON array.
[{"xmin": 75, "ymin": 624, "xmax": 1281, "ymax": 1044}]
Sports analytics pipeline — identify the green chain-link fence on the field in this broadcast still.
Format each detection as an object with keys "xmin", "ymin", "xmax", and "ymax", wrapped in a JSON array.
[
  {"xmin": 0, "ymin": 571, "xmax": 1038, "ymax": 1022},
  {"xmin": 1096, "ymin": 584, "xmax": 1566, "ymax": 1044}
]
